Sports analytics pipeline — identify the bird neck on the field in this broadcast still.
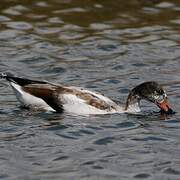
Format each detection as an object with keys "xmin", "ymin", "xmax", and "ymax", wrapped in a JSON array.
[
  {"xmin": 124, "ymin": 92, "xmax": 141, "ymax": 113},
  {"xmin": 125, "ymin": 100, "xmax": 141, "ymax": 113}
]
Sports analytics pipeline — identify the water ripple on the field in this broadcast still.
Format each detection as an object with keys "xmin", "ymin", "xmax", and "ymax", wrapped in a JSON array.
[{"xmin": 0, "ymin": 0, "xmax": 180, "ymax": 179}]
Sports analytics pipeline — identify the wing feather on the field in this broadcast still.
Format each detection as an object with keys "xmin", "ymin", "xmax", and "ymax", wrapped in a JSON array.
[{"xmin": 22, "ymin": 84, "xmax": 63, "ymax": 112}]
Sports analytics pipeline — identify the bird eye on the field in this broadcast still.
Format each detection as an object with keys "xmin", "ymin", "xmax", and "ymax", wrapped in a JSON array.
[
  {"xmin": 157, "ymin": 95, "xmax": 164, "ymax": 102},
  {"xmin": 155, "ymin": 93, "xmax": 167, "ymax": 103}
]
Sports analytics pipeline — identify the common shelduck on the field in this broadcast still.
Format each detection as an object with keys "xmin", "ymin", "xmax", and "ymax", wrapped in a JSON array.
[{"xmin": 0, "ymin": 72, "xmax": 173, "ymax": 115}]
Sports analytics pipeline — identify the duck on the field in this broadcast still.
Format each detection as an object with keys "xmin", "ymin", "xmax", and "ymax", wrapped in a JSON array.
[{"xmin": 0, "ymin": 72, "xmax": 173, "ymax": 115}]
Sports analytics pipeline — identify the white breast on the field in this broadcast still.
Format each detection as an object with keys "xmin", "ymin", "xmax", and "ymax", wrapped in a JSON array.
[{"xmin": 125, "ymin": 102, "xmax": 141, "ymax": 113}]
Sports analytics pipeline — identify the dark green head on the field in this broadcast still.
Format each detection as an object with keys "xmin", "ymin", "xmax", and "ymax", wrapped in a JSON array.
[{"xmin": 125, "ymin": 81, "xmax": 172, "ymax": 113}]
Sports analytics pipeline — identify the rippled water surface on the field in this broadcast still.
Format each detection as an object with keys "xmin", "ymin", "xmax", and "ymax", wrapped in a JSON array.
[{"xmin": 0, "ymin": 0, "xmax": 180, "ymax": 179}]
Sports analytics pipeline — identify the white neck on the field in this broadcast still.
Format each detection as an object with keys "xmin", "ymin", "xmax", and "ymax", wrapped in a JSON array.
[{"xmin": 125, "ymin": 101, "xmax": 141, "ymax": 113}]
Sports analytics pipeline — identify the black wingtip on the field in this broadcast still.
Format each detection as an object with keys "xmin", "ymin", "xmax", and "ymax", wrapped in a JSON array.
[{"xmin": 0, "ymin": 72, "xmax": 48, "ymax": 86}]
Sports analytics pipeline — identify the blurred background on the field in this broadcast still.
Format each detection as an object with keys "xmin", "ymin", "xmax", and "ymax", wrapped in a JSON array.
[{"xmin": 0, "ymin": 0, "xmax": 180, "ymax": 180}]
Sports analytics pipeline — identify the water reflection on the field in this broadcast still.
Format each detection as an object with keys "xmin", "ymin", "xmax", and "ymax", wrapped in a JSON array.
[{"xmin": 0, "ymin": 0, "xmax": 180, "ymax": 179}]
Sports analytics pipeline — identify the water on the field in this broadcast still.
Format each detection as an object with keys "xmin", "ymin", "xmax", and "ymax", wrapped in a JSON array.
[{"xmin": 0, "ymin": 0, "xmax": 180, "ymax": 179}]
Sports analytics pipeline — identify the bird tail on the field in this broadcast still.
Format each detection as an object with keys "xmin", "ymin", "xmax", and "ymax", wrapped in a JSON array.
[
  {"xmin": 0, "ymin": 72, "xmax": 47, "ymax": 86},
  {"xmin": 0, "ymin": 72, "xmax": 14, "ymax": 80}
]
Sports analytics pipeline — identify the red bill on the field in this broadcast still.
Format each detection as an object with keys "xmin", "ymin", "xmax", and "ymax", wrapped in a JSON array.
[{"xmin": 157, "ymin": 99, "xmax": 170, "ymax": 112}]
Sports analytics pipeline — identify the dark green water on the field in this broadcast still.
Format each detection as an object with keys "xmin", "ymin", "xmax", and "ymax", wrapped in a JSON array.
[{"xmin": 0, "ymin": 0, "xmax": 180, "ymax": 179}]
